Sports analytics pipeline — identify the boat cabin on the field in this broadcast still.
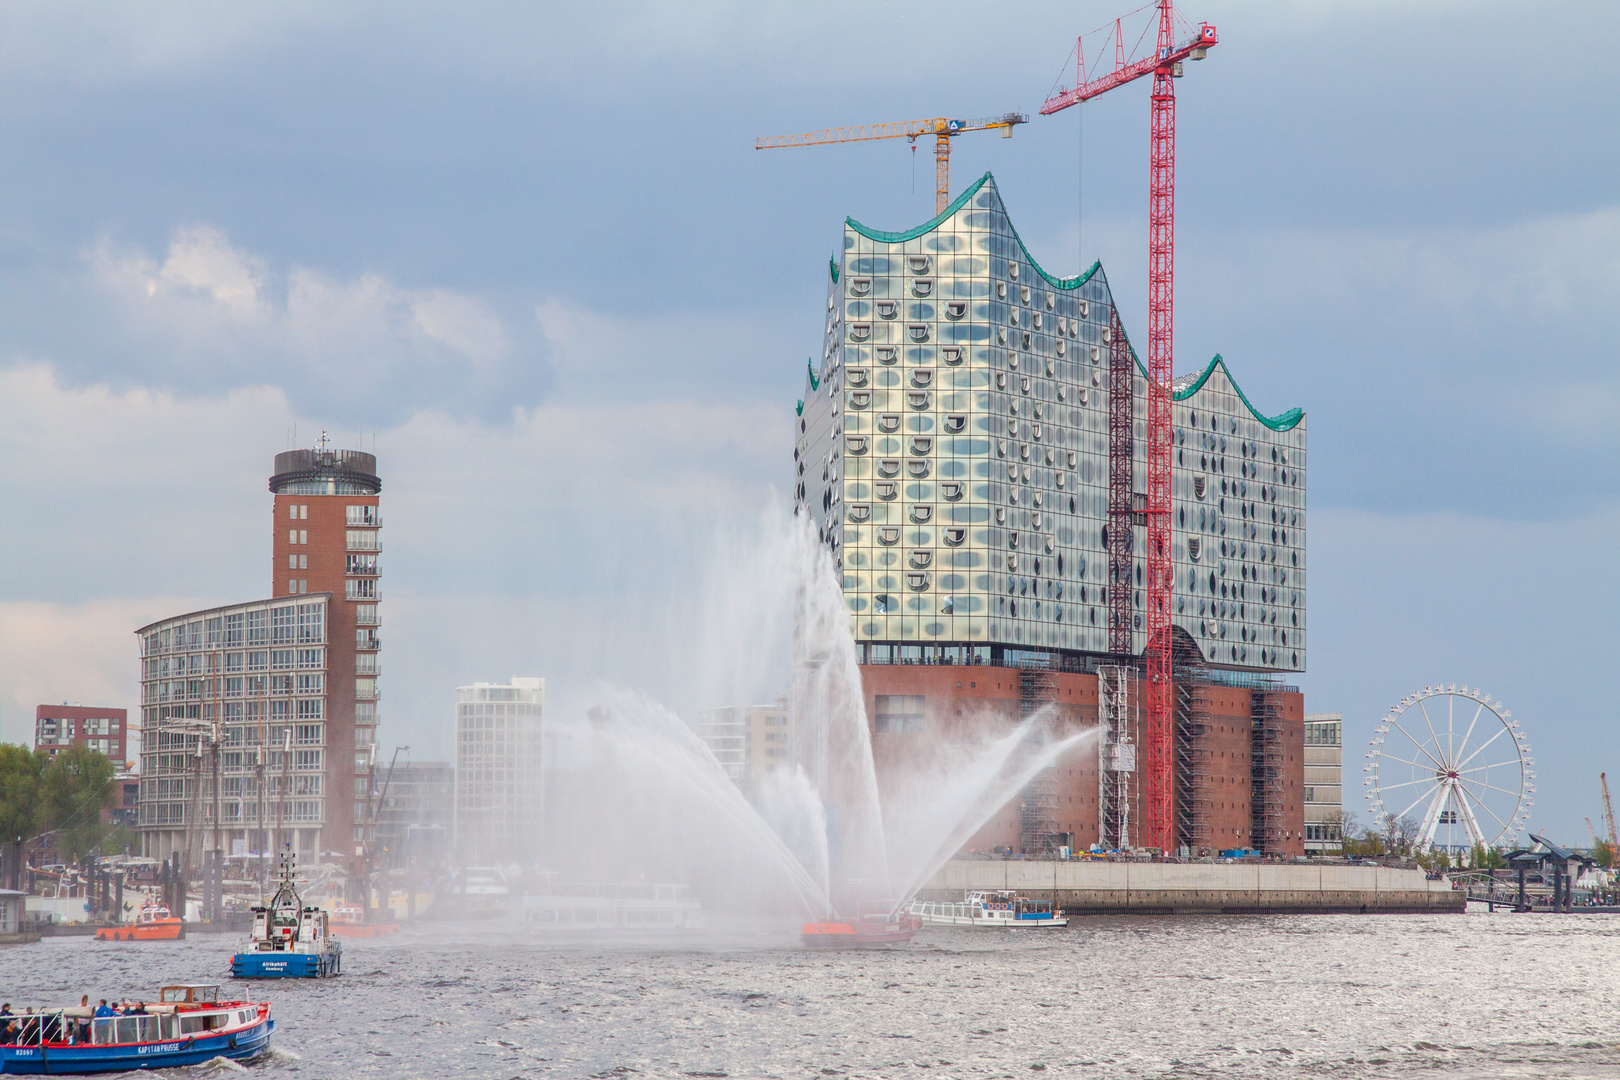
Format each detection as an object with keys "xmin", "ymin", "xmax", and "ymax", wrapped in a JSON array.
[{"xmin": 159, "ymin": 984, "xmax": 220, "ymax": 1004}]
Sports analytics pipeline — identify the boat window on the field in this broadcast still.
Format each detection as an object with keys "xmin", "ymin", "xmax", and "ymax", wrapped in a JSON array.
[{"xmin": 117, "ymin": 1017, "xmax": 139, "ymax": 1043}]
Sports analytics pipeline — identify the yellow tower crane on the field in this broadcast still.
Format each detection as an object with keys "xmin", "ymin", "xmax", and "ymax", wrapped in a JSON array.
[{"xmin": 756, "ymin": 113, "xmax": 1029, "ymax": 215}]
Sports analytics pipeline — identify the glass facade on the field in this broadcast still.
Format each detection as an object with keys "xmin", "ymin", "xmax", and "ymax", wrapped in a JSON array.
[
  {"xmin": 454, "ymin": 678, "xmax": 544, "ymax": 864},
  {"xmin": 795, "ymin": 172, "xmax": 1306, "ymax": 672}
]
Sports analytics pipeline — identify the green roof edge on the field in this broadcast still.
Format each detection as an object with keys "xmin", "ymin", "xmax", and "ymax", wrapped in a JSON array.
[
  {"xmin": 845, "ymin": 171, "xmax": 1102, "ymax": 291},
  {"xmin": 1165, "ymin": 353, "xmax": 1303, "ymax": 432}
]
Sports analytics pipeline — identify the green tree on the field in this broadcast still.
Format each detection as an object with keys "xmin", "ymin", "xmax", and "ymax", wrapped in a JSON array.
[
  {"xmin": 40, "ymin": 744, "xmax": 117, "ymax": 864},
  {"xmin": 1595, "ymin": 840, "xmax": 1615, "ymax": 869},
  {"xmin": 0, "ymin": 744, "xmax": 48, "ymax": 887}
]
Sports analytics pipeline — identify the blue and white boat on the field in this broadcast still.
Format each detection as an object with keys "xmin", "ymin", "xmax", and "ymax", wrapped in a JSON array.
[
  {"xmin": 231, "ymin": 855, "xmax": 342, "ymax": 978},
  {"xmin": 0, "ymin": 983, "xmax": 273, "ymax": 1074},
  {"xmin": 907, "ymin": 890, "xmax": 1069, "ymax": 928}
]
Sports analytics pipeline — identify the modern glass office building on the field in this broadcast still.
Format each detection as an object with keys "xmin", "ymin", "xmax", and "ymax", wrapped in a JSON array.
[
  {"xmin": 454, "ymin": 678, "xmax": 545, "ymax": 865},
  {"xmin": 796, "ymin": 172, "xmax": 1305, "ymax": 673}
]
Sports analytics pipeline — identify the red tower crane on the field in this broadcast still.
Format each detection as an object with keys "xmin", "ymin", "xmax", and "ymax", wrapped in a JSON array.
[{"xmin": 1041, "ymin": 1, "xmax": 1217, "ymax": 852}]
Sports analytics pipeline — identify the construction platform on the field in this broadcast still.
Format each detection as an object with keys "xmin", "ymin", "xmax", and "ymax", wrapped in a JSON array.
[{"xmin": 920, "ymin": 860, "xmax": 1464, "ymax": 915}]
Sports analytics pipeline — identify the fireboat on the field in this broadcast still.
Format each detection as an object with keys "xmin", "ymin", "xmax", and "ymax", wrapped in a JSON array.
[
  {"xmin": 800, "ymin": 908, "xmax": 921, "ymax": 948},
  {"xmin": 230, "ymin": 855, "xmax": 342, "ymax": 978}
]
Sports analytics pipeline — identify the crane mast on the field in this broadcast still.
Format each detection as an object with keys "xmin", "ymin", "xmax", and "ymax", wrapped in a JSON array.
[
  {"xmin": 1042, "ymin": 1, "xmax": 1217, "ymax": 852},
  {"xmin": 1603, "ymin": 772, "xmax": 1618, "ymax": 850}
]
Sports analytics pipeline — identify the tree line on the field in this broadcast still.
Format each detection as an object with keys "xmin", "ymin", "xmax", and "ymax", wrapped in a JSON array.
[{"xmin": 0, "ymin": 742, "xmax": 121, "ymax": 882}]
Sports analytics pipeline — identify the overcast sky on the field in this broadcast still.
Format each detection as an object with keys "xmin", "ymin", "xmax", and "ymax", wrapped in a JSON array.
[{"xmin": 0, "ymin": 1, "xmax": 1614, "ymax": 845}]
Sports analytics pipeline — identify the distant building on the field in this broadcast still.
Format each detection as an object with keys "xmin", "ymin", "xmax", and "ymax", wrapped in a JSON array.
[
  {"xmin": 694, "ymin": 699, "xmax": 792, "ymax": 785},
  {"xmin": 454, "ymin": 678, "xmax": 544, "ymax": 865},
  {"xmin": 110, "ymin": 773, "xmax": 140, "ymax": 830},
  {"xmin": 374, "ymin": 759, "xmax": 453, "ymax": 867},
  {"xmin": 35, "ymin": 705, "xmax": 129, "ymax": 764},
  {"xmin": 1303, "ymin": 712, "xmax": 1343, "ymax": 853}
]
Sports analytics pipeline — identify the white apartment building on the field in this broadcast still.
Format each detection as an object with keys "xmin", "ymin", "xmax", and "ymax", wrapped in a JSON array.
[
  {"xmin": 1303, "ymin": 712, "xmax": 1343, "ymax": 853},
  {"xmin": 454, "ymin": 677, "xmax": 544, "ymax": 864}
]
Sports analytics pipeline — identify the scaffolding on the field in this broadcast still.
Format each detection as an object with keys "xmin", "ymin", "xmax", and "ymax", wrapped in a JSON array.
[
  {"xmin": 1173, "ymin": 676, "xmax": 1213, "ymax": 855},
  {"xmin": 1018, "ymin": 668, "xmax": 1060, "ymax": 854},
  {"xmin": 1097, "ymin": 665, "xmax": 1136, "ymax": 850},
  {"xmin": 1249, "ymin": 691, "xmax": 1286, "ymax": 851}
]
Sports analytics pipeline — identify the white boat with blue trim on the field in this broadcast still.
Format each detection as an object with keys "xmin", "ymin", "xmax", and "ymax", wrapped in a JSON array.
[
  {"xmin": 0, "ymin": 983, "xmax": 272, "ymax": 1074},
  {"xmin": 907, "ymin": 890, "xmax": 1068, "ymax": 928},
  {"xmin": 231, "ymin": 855, "xmax": 342, "ymax": 978}
]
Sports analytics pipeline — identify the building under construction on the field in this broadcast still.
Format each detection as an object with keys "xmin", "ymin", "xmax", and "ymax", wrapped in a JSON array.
[{"xmin": 795, "ymin": 174, "xmax": 1306, "ymax": 856}]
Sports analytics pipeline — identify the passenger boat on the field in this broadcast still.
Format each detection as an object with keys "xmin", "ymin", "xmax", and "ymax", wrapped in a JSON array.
[
  {"xmin": 0, "ymin": 983, "xmax": 272, "ymax": 1074},
  {"xmin": 92, "ymin": 900, "xmax": 184, "ymax": 942},
  {"xmin": 328, "ymin": 903, "xmax": 399, "ymax": 938},
  {"xmin": 907, "ymin": 890, "xmax": 1068, "ymax": 929},
  {"xmin": 230, "ymin": 856, "xmax": 341, "ymax": 978},
  {"xmin": 523, "ymin": 883, "xmax": 704, "ymax": 930},
  {"xmin": 800, "ymin": 912, "xmax": 922, "ymax": 948}
]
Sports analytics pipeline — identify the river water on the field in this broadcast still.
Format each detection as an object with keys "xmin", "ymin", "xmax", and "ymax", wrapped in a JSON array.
[{"xmin": 5, "ymin": 912, "xmax": 1618, "ymax": 1079}]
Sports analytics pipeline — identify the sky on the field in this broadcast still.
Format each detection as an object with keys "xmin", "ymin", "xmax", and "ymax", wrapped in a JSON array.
[{"xmin": 0, "ymin": 0, "xmax": 1614, "ymax": 846}]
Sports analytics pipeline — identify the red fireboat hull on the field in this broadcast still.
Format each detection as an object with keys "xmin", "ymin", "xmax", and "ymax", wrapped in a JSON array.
[{"xmin": 800, "ymin": 916, "xmax": 920, "ymax": 949}]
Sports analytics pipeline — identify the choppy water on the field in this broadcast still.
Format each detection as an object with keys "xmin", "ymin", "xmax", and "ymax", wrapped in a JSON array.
[{"xmin": 5, "ymin": 912, "xmax": 1619, "ymax": 1079}]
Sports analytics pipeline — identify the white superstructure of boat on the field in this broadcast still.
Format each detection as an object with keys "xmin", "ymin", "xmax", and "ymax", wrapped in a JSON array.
[
  {"xmin": 523, "ymin": 883, "xmax": 704, "ymax": 930},
  {"xmin": 908, "ymin": 890, "xmax": 1068, "ymax": 928}
]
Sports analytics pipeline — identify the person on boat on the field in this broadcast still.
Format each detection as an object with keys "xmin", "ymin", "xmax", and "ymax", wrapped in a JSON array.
[
  {"xmin": 0, "ymin": 1005, "xmax": 15, "ymax": 1046},
  {"xmin": 131, "ymin": 1002, "xmax": 149, "ymax": 1015},
  {"xmin": 94, "ymin": 999, "xmax": 114, "ymax": 1018},
  {"xmin": 75, "ymin": 995, "xmax": 91, "ymax": 1043}
]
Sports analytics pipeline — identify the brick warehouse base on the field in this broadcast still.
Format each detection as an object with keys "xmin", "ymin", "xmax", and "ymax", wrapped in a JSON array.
[
  {"xmin": 921, "ymin": 860, "xmax": 1464, "ymax": 914},
  {"xmin": 858, "ymin": 662, "xmax": 1306, "ymax": 857}
]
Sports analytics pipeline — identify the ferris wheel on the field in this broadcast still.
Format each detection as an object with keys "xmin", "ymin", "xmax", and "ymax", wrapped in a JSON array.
[{"xmin": 1364, "ymin": 684, "xmax": 1534, "ymax": 850}]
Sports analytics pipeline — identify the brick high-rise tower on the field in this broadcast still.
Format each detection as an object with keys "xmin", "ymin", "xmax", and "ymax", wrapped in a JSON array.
[{"xmin": 269, "ymin": 436, "xmax": 381, "ymax": 876}]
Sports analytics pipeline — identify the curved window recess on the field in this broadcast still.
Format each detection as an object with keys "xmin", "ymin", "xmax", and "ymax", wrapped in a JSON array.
[
  {"xmin": 1033, "ymin": 312, "xmax": 1043, "ymax": 330},
  {"xmin": 996, "ymin": 439, "xmax": 1007, "ymax": 457},
  {"xmin": 1090, "ymin": 345, "xmax": 1100, "ymax": 362},
  {"xmin": 1022, "ymin": 332, "xmax": 1033, "ymax": 351},
  {"xmin": 1045, "ymin": 535, "xmax": 1056, "ymax": 554},
  {"xmin": 1032, "ymin": 423, "xmax": 1042, "ymax": 440},
  {"xmin": 1070, "ymin": 322, "xmax": 1079, "ymax": 338},
  {"xmin": 945, "ymin": 301, "xmax": 967, "ymax": 320},
  {"xmin": 908, "ymin": 255, "xmax": 932, "ymax": 274},
  {"xmin": 1091, "ymin": 369, "xmax": 1101, "ymax": 387},
  {"xmin": 1019, "ymin": 443, "xmax": 1031, "ymax": 461},
  {"xmin": 1033, "ymin": 491, "xmax": 1043, "ymax": 508},
  {"xmin": 1188, "ymin": 537, "xmax": 1202, "ymax": 562},
  {"xmin": 910, "ymin": 368, "xmax": 933, "ymax": 388},
  {"xmin": 996, "ymin": 372, "xmax": 1008, "ymax": 389},
  {"xmin": 827, "ymin": 293, "xmax": 835, "ymax": 312},
  {"xmin": 1044, "ymin": 446, "xmax": 1055, "ymax": 464},
  {"xmin": 848, "ymin": 504, "xmax": 871, "ymax": 523},
  {"xmin": 1020, "ymin": 375, "xmax": 1032, "ymax": 394},
  {"xmin": 1066, "ymin": 451, "xmax": 1077, "ymax": 467},
  {"xmin": 876, "ymin": 300, "xmax": 898, "ymax": 319},
  {"xmin": 1010, "ymin": 308, "xmax": 1020, "ymax": 326},
  {"xmin": 878, "ymin": 413, "xmax": 901, "ymax": 433},
  {"xmin": 941, "ymin": 346, "xmax": 963, "ymax": 365},
  {"xmin": 997, "ymin": 327, "xmax": 1009, "ymax": 345},
  {"xmin": 1057, "ymin": 317, "xmax": 1068, "ymax": 334},
  {"xmin": 847, "ymin": 367, "xmax": 869, "ymax": 388},
  {"xmin": 996, "ymin": 280, "xmax": 1008, "ymax": 300},
  {"xmin": 1008, "ymin": 353, "xmax": 1019, "ymax": 370},
  {"xmin": 910, "ymin": 504, "xmax": 933, "ymax": 523},
  {"xmin": 1020, "ymin": 285, "xmax": 1032, "ymax": 305},
  {"xmin": 849, "ymin": 390, "xmax": 871, "ymax": 409},
  {"xmin": 878, "ymin": 527, "xmax": 900, "ymax": 545},
  {"xmin": 1032, "ymin": 511, "xmax": 1042, "ymax": 529},
  {"xmin": 1077, "ymin": 388, "xmax": 1087, "ymax": 405},
  {"xmin": 1033, "ymin": 403, "xmax": 1042, "ymax": 420},
  {"xmin": 845, "ymin": 435, "xmax": 869, "ymax": 455},
  {"xmin": 1007, "ymin": 553, "xmax": 1019, "ymax": 571},
  {"xmin": 907, "ymin": 390, "xmax": 931, "ymax": 410},
  {"xmin": 1008, "ymin": 531, "xmax": 1020, "ymax": 549},
  {"xmin": 909, "ymin": 324, "xmax": 930, "ymax": 343},
  {"xmin": 1102, "ymin": 325, "xmax": 1113, "ymax": 343},
  {"xmin": 877, "ymin": 458, "xmax": 900, "ymax": 477},
  {"xmin": 875, "ymin": 480, "xmax": 897, "ymax": 500},
  {"xmin": 907, "ymin": 459, "xmax": 929, "ymax": 479},
  {"xmin": 850, "ymin": 323, "xmax": 872, "ymax": 342},
  {"xmin": 943, "ymin": 527, "xmax": 966, "ymax": 545},
  {"xmin": 943, "ymin": 414, "xmax": 966, "ymax": 434},
  {"xmin": 941, "ymin": 481, "xmax": 964, "ymax": 501},
  {"xmin": 995, "ymin": 506, "xmax": 1007, "ymax": 524},
  {"xmin": 909, "ymin": 436, "xmax": 933, "ymax": 455},
  {"xmin": 876, "ymin": 346, "xmax": 898, "ymax": 364},
  {"xmin": 1056, "ymin": 340, "xmax": 1066, "ymax": 358},
  {"xmin": 1056, "ymin": 473, "xmax": 1066, "ymax": 489},
  {"xmin": 1008, "ymin": 261, "xmax": 1020, "ymax": 280},
  {"xmin": 911, "ymin": 278, "xmax": 933, "ymax": 297},
  {"xmin": 1045, "ymin": 292, "xmax": 1055, "ymax": 311},
  {"xmin": 1078, "ymin": 300, "xmax": 1089, "ymax": 318},
  {"xmin": 1046, "ymin": 358, "xmax": 1056, "ymax": 376},
  {"xmin": 1059, "ymin": 386, "xmax": 1069, "ymax": 402},
  {"xmin": 909, "ymin": 549, "xmax": 933, "ymax": 569},
  {"xmin": 851, "ymin": 278, "xmax": 872, "ymax": 297},
  {"xmin": 906, "ymin": 571, "xmax": 930, "ymax": 591}
]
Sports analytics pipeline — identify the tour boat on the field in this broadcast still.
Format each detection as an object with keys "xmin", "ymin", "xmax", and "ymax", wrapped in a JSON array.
[
  {"xmin": 0, "ymin": 983, "xmax": 272, "ymax": 1074},
  {"xmin": 523, "ymin": 882, "xmax": 705, "ymax": 930},
  {"xmin": 328, "ymin": 903, "xmax": 399, "ymax": 938},
  {"xmin": 93, "ymin": 900, "xmax": 184, "ymax": 942},
  {"xmin": 230, "ymin": 856, "xmax": 341, "ymax": 978},
  {"xmin": 800, "ymin": 912, "xmax": 922, "ymax": 948},
  {"xmin": 907, "ymin": 890, "xmax": 1069, "ymax": 929}
]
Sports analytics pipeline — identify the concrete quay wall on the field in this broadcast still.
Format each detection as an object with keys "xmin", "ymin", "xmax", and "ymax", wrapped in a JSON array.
[{"xmin": 920, "ymin": 860, "xmax": 1464, "ymax": 914}]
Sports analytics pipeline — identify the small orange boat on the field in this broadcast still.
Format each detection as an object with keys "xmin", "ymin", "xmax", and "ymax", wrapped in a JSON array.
[
  {"xmin": 329, "ymin": 903, "xmax": 399, "ymax": 938},
  {"xmin": 95, "ymin": 900, "xmax": 186, "ymax": 941}
]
